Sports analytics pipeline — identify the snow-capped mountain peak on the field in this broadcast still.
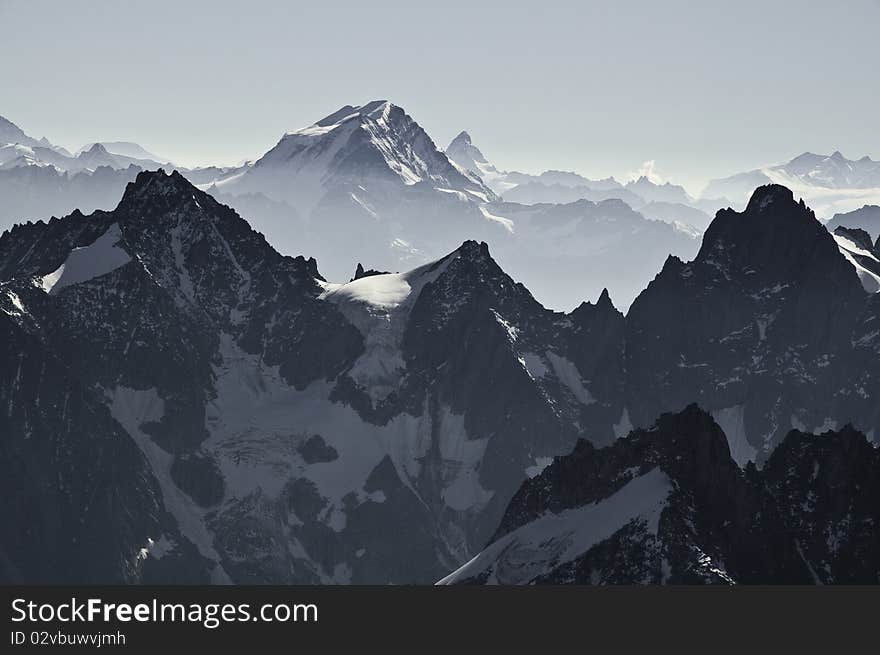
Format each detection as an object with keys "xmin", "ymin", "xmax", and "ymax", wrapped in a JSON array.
[
  {"xmin": 225, "ymin": 101, "xmax": 495, "ymax": 210},
  {"xmin": 446, "ymin": 130, "xmax": 489, "ymax": 168},
  {"xmin": 286, "ymin": 99, "xmax": 393, "ymax": 137},
  {"xmin": 445, "ymin": 129, "xmax": 504, "ymax": 187}
]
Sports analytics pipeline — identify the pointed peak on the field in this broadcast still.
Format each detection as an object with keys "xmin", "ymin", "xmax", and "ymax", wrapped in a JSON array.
[
  {"xmin": 450, "ymin": 131, "xmax": 472, "ymax": 145},
  {"xmin": 569, "ymin": 287, "xmax": 623, "ymax": 324},
  {"xmin": 349, "ymin": 262, "xmax": 389, "ymax": 281},
  {"xmin": 830, "ymin": 150, "xmax": 845, "ymax": 161}
]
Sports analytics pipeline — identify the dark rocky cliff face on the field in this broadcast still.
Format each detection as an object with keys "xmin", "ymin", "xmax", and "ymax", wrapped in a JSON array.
[
  {"xmin": 626, "ymin": 185, "xmax": 874, "ymax": 463},
  {"xmin": 0, "ymin": 311, "xmax": 212, "ymax": 583}
]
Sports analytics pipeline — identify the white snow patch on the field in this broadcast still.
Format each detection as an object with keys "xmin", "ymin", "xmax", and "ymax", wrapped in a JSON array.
[
  {"xmin": 711, "ymin": 405, "xmax": 757, "ymax": 468},
  {"xmin": 138, "ymin": 535, "xmax": 175, "ymax": 561},
  {"xmin": 320, "ymin": 255, "xmax": 457, "ymax": 402},
  {"xmin": 519, "ymin": 352, "xmax": 549, "ymax": 379},
  {"xmin": 790, "ymin": 413, "xmax": 807, "ymax": 432},
  {"xmin": 4, "ymin": 290, "xmax": 25, "ymax": 316},
  {"xmin": 613, "ymin": 408, "xmax": 633, "ymax": 439},
  {"xmin": 479, "ymin": 206, "xmax": 515, "ymax": 233},
  {"xmin": 437, "ymin": 406, "xmax": 494, "ymax": 512},
  {"xmin": 107, "ymin": 386, "xmax": 232, "ymax": 583},
  {"xmin": 206, "ymin": 336, "xmax": 493, "ymax": 528},
  {"xmin": 525, "ymin": 456, "xmax": 554, "ymax": 479},
  {"xmin": 40, "ymin": 224, "xmax": 131, "ymax": 294},
  {"xmin": 322, "ymin": 273, "xmax": 412, "ymax": 309},
  {"xmin": 814, "ymin": 417, "xmax": 839, "ymax": 433},
  {"xmin": 546, "ymin": 351, "xmax": 595, "ymax": 405},
  {"xmin": 435, "ymin": 187, "xmax": 468, "ymax": 202},
  {"xmin": 438, "ymin": 467, "xmax": 672, "ymax": 585},
  {"xmin": 492, "ymin": 310, "xmax": 519, "ymax": 342}
]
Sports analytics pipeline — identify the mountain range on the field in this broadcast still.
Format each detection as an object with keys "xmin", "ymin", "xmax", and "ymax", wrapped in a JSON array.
[
  {"xmin": 704, "ymin": 152, "xmax": 880, "ymax": 217},
  {"xmin": 444, "ymin": 131, "xmax": 724, "ymax": 222},
  {"xmin": 1, "ymin": 168, "xmax": 878, "ymax": 584},
  {"xmin": 0, "ymin": 105, "xmax": 708, "ymax": 310},
  {"xmin": 4, "ymin": 105, "xmax": 878, "ymax": 312}
]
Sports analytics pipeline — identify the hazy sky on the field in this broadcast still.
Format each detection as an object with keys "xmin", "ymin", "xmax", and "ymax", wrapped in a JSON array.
[{"xmin": 2, "ymin": 0, "xmax": 878, "ymax": 192}]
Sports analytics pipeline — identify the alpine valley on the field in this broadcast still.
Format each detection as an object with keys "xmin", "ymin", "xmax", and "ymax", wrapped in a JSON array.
[{"xmin": 1, "ymin": 103, "xmax": 880, "ymax": 585}]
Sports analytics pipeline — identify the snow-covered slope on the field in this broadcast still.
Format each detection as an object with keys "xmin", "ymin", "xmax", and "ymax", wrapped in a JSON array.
[
  {"xmin": 440, "ymin": 467, "xmax": 673, "ymax": 584},
  {"xmin": 39, "ymin": 223, "xmax": 132, "ymax": 294},
  {"xmin": 218, "ymin": 101, "xmax": 493, "ymax": 210}
]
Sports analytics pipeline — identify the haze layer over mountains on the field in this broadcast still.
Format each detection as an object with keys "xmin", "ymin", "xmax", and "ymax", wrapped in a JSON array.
[{"xmin": 2, "ymin": 103, "xmax": 879, "ymax": 311}]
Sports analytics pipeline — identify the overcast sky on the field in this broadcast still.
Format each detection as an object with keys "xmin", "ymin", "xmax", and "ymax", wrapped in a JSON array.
[{"xmin": 2, "ymin": 0, "xmax": 878, "ymax": 192}]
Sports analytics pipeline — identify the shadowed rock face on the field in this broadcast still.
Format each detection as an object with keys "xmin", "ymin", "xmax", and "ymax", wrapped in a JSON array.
[
  {"xmin": 444, "ymin": 405, "xmax": 880, "ymax": 585},
  {"xmin": 0, "ymin": 311, "xmax": 213, "ymax": 584},
  {"xmin": 625, "ymin": 184, "xmax": 875, "ymax": 462}
]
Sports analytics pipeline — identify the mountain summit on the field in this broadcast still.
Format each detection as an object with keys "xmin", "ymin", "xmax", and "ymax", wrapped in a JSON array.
[
  {"xmin": 222, "ymin": 100, "xmax": 494, "ymax": 210},
  {"xmin": 625, "ymin": 184, "xmax": 871, "ymax": 463},
  {"xmin": 445, "ymin": 130, "xmax": 502, "ymax": 184}
]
